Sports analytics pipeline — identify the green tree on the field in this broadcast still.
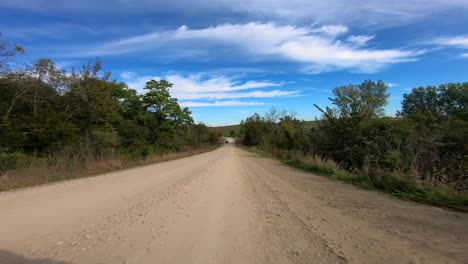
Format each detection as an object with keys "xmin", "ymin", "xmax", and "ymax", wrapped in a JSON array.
[
  {"xmin": 327, "ymin": 80, "xmax": 389, "ymax": 121},
  {"xmin": 399, "ymin": 86, "xmax": 440, "ymax": 118},
  {"xmin": 141, "ymin": 79, "xmax": 193, "ymax": 149},
  {"xmin": 313, "ymin": 80, "xmax": 390, "ymax": 170},
  {"xmin": 1, "ymin": 68, "xmax": 31, "ymax": 123},
  {"xmin": 0, "ymin": 56, "xmax": 219, "ymax": 189},
  {"xmin": 142, "ymin": 80, "xmax": 193, "ymax": 125},
  {"xmin": 240, "ymin": 113, "xmax": 266, "ymax": 147},
  {"xmin": 438, "ymin": 83, "xmax": 467, "ymax": 117}
]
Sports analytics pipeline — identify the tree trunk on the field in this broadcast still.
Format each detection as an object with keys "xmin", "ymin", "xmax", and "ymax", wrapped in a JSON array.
[{"xmin": 3, "ymin": 97, "xmax": 18, "ymax": 123}]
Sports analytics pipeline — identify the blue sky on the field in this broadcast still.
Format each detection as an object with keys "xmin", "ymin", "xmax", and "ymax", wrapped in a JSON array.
[{"xmin": 1, "ymin": 0, "xmax": 467, "ymax": 126}]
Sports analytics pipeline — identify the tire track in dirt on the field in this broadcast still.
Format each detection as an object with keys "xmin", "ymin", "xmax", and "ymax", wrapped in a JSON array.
[{"xmin": 0, "ymin": 145, "xmax": 467, "ymax": 264}]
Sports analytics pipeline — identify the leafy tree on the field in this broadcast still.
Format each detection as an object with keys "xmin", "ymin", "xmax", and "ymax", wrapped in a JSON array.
[
  {"xmin": 327, "ymin": 80, "xmax": 389, "ymax": 121},
  {"xmin": 142, "ymin": 80, "xmax": 193, "ymax": 125},
  {"xmin": 312, "ymin": 80, "xmax": 390, "ymax": 170},
  {"xmin": 399, "ymin": 83, "xmax": 467, "ymax": 119},
  {"xmin": 238, "ymin": 80, "xmax": 467, "ymax": 194},
  {"xmin": 399, "ymin": 86, "xmax": 440, "ymax": 118},
  {"xmin": 0, "ymin": 56, "xmax": 219, "ymax": 188},
  {"xmin": 1, "ymin": 68, "xmax": 31, "ymax": 123},
  {"xmin": 141, "ymin": 79, "xmax": 193, "ymax": 149},
  {"xmin": 438, "ymin": 83, "xmax": 467, "ymax": 117},
  {"xmin": 278, "ymin": 115, "xmax": 307, "ymax": 151},
  {"xmin": 66, "ymin": 62, "xmax": 119, "ymax": 134},
  {"xmin": 240, "ymin": 113, "xmax": 266, "ymax": 146},
  {"xmin": 190, "ymin": 123, "xmax": 218, "ymax": 147}
]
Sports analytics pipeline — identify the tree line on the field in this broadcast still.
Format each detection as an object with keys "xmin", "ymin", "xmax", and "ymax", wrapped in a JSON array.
[
  {"xmin": 0, "ymin": 57, "xmax": 218, "ymax": 183},
  {"xmin": 240, "ymin": 80, "xmax": 467, "ymax": 198}
]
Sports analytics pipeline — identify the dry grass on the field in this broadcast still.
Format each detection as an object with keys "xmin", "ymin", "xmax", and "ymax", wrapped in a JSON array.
[
  {"xmin": 0, "ymin": 146, "xmax": 218, "ymax": 192},
  {"xmin": 242, "ymin": 146, "xmax": 468, "ymax": 211}
]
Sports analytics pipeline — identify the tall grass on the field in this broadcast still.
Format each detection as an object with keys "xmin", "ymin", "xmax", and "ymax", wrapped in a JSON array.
[
  {"xmin": 0, "ymin": 146, "xmax": 218, "ymax": 192},
  {"xmin": 242, "ymin": 146, "xmax": 468, "ymax": 212}
]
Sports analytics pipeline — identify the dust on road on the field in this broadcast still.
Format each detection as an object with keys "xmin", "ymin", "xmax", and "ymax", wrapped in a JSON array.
[{"xmin": 0, "ymin": 145, "xmax": 467, "ymax": 263}]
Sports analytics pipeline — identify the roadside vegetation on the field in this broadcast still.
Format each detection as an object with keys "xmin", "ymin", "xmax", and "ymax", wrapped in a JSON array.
[
  {"xmin": 210, "ymin": 125, "xmax": 241, "ymax": 137},
  {"xmin": 0, "ymin": 34, "xmax": 219, "ymax": 191},
  {"xmin": 239, "ymin": 80, "xmax": 468, "ymax": 210}
]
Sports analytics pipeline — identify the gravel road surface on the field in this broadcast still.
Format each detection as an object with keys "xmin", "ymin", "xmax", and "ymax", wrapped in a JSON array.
[{"xmin": 0, "ymin": 145, "xmax": 467, "ymax": 264}]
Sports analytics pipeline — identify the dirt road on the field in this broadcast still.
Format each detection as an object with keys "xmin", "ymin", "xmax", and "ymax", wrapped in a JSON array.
[{"xmin": 0, "ymin": 145, "xmax": 467, "ymax": 264}]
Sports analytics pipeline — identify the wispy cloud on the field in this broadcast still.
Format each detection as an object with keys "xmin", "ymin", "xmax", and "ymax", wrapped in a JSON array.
[
  {"xmin": 180, "ymin": 100, "xmax": 264, "ymax": 107},
  {"xmin": 346, "ymin": 35, "xmax": 375, "ymax": 46},
  {"xmin": 2, "ymin": 0, "xmax": 467, "ymax": 27},
  {"xmin": 120, "ymin": 72, "xmax": 296, "ymax": 106},
  {"xmin": 120, "ymin": 71, "xmax": 138, "ymax": 79},
  {"xmin": 1, "ymin": 23, "xmax": 98, "ymax": 40},
  {"xmin": 311, "ymin": 25, "xmax": 348, "ymax": 36},
  {"xmin": 433, "ymin": 35, "xmax": 468, "ymax": 48},
  {"xmin": 121, "ymin": 72, "xmax": 284, "ymax": 94},
  {"xmin": 432, "ymin": 35, "xmax": 468, "ymax": 57},
  {"xmin": 76, "ymin": 22, "xmax": 422, "ymax": 74},
  {"xmin": 174, "ymin": 90, "xmax": 299, "ymax": 100}
]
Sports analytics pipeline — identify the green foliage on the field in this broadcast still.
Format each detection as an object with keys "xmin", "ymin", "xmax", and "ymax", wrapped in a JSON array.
[
  {"xmin": 190, "ymin": 123, "xmax": 219, "ymax": 147},
  {"xmin": 397, "ymin": 83, "xmax": 467, "ymax": 191},
  {"xmin": 239, "ymin": 80, "xmax": 467, "ymax": 209},
  {"xmin": 209, "ymin": 125, "xmax": 241, "ymax": 137},
  {"xmin": 141, "ymin": 79, "xmax": 194, "ymax": 149},
  {"xmin": 321, "ymin": 80, "xmax": 389, "ymax": 121},
  {"xmin": 0, "ymin": 58, "xmax": 218, "ymax": 180},
  {"xmin": 240, "ymin": 107, "xmax": 310, "ymax": 153},
  {"xmin": 399, "ymin": 86, "xmax": 440, "ymax": 118},
  {"xmin": 240, "ymin": 113, "xmax": 266, "ymax": 146},
  {"xmin": 285, "ymin": 157, "xmax": 468, "ymax": 210},
  {"xmin": 0, "ymin": 151, "xmax": 31, "ymax": 171},
  {"xmin": 439, "ymin": 83, "xmax": 468, "ymax": 116},
  {"xmin": 244, "ymin": 147, "xmax": 468, "ymax": 211},
  {"xmin": 399, "ymin": 83, "xmax": 467, "ymax": 119}
]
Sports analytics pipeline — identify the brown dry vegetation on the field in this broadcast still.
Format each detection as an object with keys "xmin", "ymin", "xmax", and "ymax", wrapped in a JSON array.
[{"xmin": 0, "ymin": 146, "xmax": 218, "ymax": 192}]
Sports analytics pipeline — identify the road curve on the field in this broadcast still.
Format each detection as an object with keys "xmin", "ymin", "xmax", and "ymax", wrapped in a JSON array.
[{"xmin": 0, "ymin": 145, "xmax": 467, "ymax": 264}]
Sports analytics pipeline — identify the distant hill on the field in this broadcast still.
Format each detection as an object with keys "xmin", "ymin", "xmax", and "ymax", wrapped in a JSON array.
[{"xmin": 209, "ymin": 125, "xmax": 241, "ymax": 137}]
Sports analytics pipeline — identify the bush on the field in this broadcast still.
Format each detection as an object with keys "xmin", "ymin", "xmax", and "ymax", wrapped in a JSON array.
[
  {"xmin": 0, "ymin": 151, "xmax": 32, "ymax": 171},
  {"xmin": 239, "ymin": 81, "xmax": 467, "ymax": 209}
]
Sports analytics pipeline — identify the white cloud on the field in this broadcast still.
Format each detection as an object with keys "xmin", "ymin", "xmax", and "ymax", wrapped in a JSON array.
[
  {"xmin": 166, "ymin": 73, "xmax": 283, "ymax": 93},
  {"xmin": 121, "ymin": 72, "xmax": 296, "ymax": 106},
  {"xmin": 123, "ymin": 72, "xmax": 284, "ymax": 94},
  {"xmin": 311, "ymin": 25, "xmax": 348, "ymax": 36},
  {"xmin": 91, "ymin": 23, "xmax": 309, "ymax": 57},
  {"xmin": 433, "ymin": 36, "xmax": 468, "ymax": 48},
  {"xmin": 347, "ymin": 35, "xmax": 375, "ymax": 46},
  {"xmin": 54, "ymin": 60, "xmax": 77, "ymax": 69},
  {"xmin": 76, "ymin": 22, "xmax": 423, "ymax": 73},
  {"xmin": 180, "ymin": 100, "xmax": 264, "ymax": 107},
  {"xmin": 178, "ymin": 90, "xmax": 299, "ymax": 100},
  {"xmin": 120, "ymin": 71, "xmax": 138, "ymax": 79},
  {"xmin": 432, "ymin": 35, "xmax": 468, "ymax": 57},
  {"xmin": 1, "ymin": 23, "xmax": 98, "ymax": 40},
  {"xmin": 2, "ymin": 0, "xmax": 467, "ymax": 27},
  {"xmin": 276, "ymin": 35, "xmax": 421, "ymax": 73}
]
